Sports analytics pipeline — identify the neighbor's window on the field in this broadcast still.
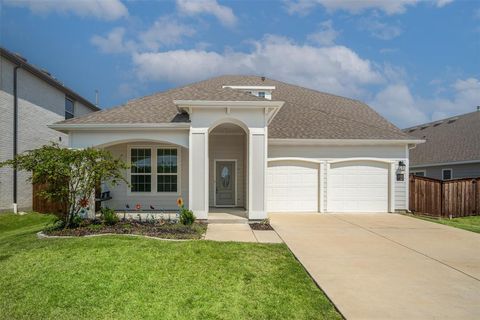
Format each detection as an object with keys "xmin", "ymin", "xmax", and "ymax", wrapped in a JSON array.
[
  {"xmin": 130, "ymin": 148, "xmax": 152, "ymax": 192},
  {"xmin": 413, "ymin": 171, "xmax": 425, "ymax": 177},
  {"xmin": 65, "ymin": 97, "xmax": 74, "ymax": 119},
  {"xmin": 157, "ymin": 148, "xmax": 178, "ymax": 192},
  {"xmin": 442, "ymin": 169, "xmax": 452, "ymax": 180},
  {"xmin": 258, "ymin": 91, "xmax": 266, "ymax": 98}
]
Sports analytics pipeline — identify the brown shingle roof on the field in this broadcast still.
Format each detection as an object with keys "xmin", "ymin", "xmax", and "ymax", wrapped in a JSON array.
[
  {"xmin": 57, "ymin": 75, "xmax": 413, "ymax": 140},
  {"xmin": 403, "ymin": 111, "xmax": 480, "ymax": 165}
]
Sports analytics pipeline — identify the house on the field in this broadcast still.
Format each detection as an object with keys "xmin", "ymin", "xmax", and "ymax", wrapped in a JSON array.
[
  {"xmin": 403, "ymin": 110, "xmax": 480, "ymax": 180},
  {"xmin": 50, "ymin": 75, "xmax": 423, "ymax": 220},
  {"xmin": 0, "ymin": 47, "xmax": 99, "ymax": 213}
]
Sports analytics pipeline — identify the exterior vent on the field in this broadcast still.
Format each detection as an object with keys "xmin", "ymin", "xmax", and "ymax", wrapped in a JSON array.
[
  {"xmin": 420, "ymin": 125, "xmax": 429, "ymax": 130},
  {"xmin": 447, "ymin": 118, "xmax": 458, "ymax": 124},
  {"xmin": 408, "ymin": 128, "xmax": 416, "ymax": 133}
]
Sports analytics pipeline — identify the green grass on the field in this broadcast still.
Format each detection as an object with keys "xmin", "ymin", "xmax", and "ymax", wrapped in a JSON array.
[
  {"xmin": 412, "ymin": 214, "xmax": 480, "ymax": 234},
  {"xmin": 0, "ymin": 213, "xmax": 341, "ymax": 320}
]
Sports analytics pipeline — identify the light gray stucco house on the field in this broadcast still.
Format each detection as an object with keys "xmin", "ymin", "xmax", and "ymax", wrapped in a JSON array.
[
  {"xmin": 50, "ymin": 75, "xmax": 423, "ymax": 220},
  {"xmin": 403, "ymin": 110, "xmax": 480, "ymax": 180},
  {"xmin": 0, "ymin": 47, "xmax": 99, "ymax": 212}
]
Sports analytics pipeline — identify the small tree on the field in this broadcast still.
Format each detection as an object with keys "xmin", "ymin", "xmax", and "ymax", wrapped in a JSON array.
[{"xmin": 0, "ymin": 143, "xmax": 129, "ymax": 226}]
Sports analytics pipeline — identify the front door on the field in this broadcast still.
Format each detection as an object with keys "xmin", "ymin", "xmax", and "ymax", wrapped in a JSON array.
[{"xmin": 215, "ymin": 160, "xmax": 236, "ymax": 206}]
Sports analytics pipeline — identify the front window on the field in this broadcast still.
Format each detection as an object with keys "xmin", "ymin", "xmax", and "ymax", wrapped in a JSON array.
[
  {"xmin": 157, "ymin": 148, "xmax": 178, "ymax": 192},
  {"xmin": 442, "ymin": 169, "xmax": 452, "ymax": 180},
  {"xmin": 258, "ymin": 91, "xmax": 266, "ymax": 98},
  {"xmin": 130, "ymin": 148, "xmax": 152, "ymax": 192},
  {"xmin": 65, "ymin": 97, "xmax": 74, "ymax": 119}
]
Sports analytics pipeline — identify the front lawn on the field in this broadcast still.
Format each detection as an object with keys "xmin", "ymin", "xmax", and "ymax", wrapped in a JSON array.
[
  {"xmin": 0, "ymin": 213, "xmax": 341, "ymax": 319},
  {"xmin": 412, "ymin": 214, "xmax": 480, "ymax": 233}
]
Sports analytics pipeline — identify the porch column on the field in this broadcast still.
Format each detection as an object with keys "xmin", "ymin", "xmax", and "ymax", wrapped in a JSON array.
[
  {"xmin": 248, "ymin": 128, "xmax": 267, "ymax": 220},
  {"xmin": 189, "ymin": 128, "xmax": 208, "ymax": 219}
]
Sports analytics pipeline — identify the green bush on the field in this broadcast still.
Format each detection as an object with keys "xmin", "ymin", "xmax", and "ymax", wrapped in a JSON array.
[
  {"xmin": 179, "ymin": 207, "xmax": 196, "ymax": 225},
  {"xmin": 44, "ymin": 219, "xmax": 65, "ymax": 232},
  {"xmin": 101, "ymin": 207, "xmax": 119, "ymax": 226}
]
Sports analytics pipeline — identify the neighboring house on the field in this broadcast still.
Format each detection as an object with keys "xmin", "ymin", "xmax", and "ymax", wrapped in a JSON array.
[
  {"xmin": 403, "ymin": 110, "xmax": 480, "ymax": 180},
  {"xmin": 51, "ymin": 75, "xmax": 422, "ymax": 220},
  {"xmin": 0, "ymin": 47, "xmax": 99, "ymax": 212}
]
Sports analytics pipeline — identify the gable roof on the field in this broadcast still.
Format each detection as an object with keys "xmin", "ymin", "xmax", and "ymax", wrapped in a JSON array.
[
  {"xmin": 55, "ymin": 75, "xmax": 414, "ymax": 140},
  {"xmin": 1, "ymin": 47, "xmax": 99, "ymax": 111},
  {"xmin": 403, "ymin": 111, "xmax": 480, "ymax": 165}
]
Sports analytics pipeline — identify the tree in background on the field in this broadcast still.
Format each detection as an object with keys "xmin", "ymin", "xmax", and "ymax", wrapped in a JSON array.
[{"xmin": 0, "ymin": 143, "xmax": 129, "ymax": 227}]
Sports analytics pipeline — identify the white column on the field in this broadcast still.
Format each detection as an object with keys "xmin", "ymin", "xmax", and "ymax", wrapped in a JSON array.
[
  {"xmin": 389, "ymin": 161, "xmax": 396, "ymax": 213},
  {"xmin": 189, "ymin": 128, "xmax": 209, "ymax": 219},
  {"xmin": 248, "ymin": 128, "xmax": 267, "ymax": 220}
]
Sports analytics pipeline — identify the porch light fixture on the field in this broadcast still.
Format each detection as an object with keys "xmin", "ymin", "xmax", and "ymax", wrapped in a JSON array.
[{"xmin": 398, "ymin": 161, "xmax": 406, "ymax": 173}]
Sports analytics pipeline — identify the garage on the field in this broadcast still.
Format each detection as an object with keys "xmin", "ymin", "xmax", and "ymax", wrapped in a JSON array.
[
  {"xmin": 267, "ymin": 160, "xmax": 319, "ymax": 212},
  {"xmin": 327, "ymin": 160, "xmax": 389, "ymax": 212}
]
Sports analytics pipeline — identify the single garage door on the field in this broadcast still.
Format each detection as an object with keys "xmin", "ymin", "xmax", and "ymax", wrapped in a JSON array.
[
  {"xmin": 267, "ymin": 160, "xmax": 319, "ymax": 212},
  {"xmin": 327, "ymin": 160, "xmax": 389, "ymax": 212}
]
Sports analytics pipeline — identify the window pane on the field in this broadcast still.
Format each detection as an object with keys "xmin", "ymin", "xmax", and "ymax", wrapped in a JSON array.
[
  {"xmin": 443, "ymin": 170, "xmax": 452, "ymax": 180},
  {"xmin": 157, "ymin": 174, "xmax": 178, "ymax": 193},
  {"xmin": 131, "ymin": 149, "xmax": 151, "ymax": 173},
  {"xmin": 65, "ymin": 98, "xmax": 74, "ymax": 114},
  {"xmin": 65, "ymin": 111, "xmax": 74, "ymax": 119},
  {"xmin": 131, "ymin": 175, "xmax": 151, "ymax": 192},
  {"xmin": 157, "ymin": 148, "xmax": 177, "ymax": 174}
]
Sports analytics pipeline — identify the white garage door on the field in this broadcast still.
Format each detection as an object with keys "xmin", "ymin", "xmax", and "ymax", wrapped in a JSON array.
[
  {"xmin": 327, "ymin": 161, "xmax": 389, "ymax": 213},
  {"xmin": 267, "ymin": 161, "xmax": 319, "ymax": 212}
]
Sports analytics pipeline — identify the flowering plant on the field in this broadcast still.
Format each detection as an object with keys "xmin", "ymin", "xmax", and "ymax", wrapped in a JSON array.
[
  {"xmin": 176, "ymin": 197, "xmax": 184, "ymax": 208},
  {"xmin": 135, "ymin": 203, "xmax": 141, "ymax": 211}
]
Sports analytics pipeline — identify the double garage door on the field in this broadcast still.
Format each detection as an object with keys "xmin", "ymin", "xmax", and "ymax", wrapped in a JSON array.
[{"xmin": 267, "ymin": 160, "xmax": 389, "ymax": 213}]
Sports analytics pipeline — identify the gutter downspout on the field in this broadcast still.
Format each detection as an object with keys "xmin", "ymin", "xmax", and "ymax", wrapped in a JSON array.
[{"xmin": 13, "ymin": 65, "xmax": 21, "ymax": 214}]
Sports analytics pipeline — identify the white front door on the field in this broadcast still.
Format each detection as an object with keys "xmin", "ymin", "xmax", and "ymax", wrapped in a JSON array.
[
  {"xmin": 215, "ymin": 160, "xmax": 236, "ymax": 206},
  {"xmin": 327, "ymin": 161, "xmax": 389, "ymax": 212},
  {"xmin": 267, "ymin": 161, "xmax": 319, "ymax": 212}
]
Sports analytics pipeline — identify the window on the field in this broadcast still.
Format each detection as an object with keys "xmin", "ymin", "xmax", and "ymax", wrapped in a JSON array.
[
  {"xmin": 258, "ymin": 91, "xmax": 266, "ymax": 98},
  {"xmin": 157, "ymin": 148, "xmax": 178, "ymax": 192},
  {"xmin": 130, "ymin": 148, "xmax": 152, "ymax": 192},
  {"xmin": 412, "ymin": 171, "xmax": 425, "ymax": 177},
  {"xmin": 65, "ymin": 97, "xmax": 74, "ymax": 119},
  {"xmin": 442, "ymin": 169, "xmax": 452, "ymax": 180}
]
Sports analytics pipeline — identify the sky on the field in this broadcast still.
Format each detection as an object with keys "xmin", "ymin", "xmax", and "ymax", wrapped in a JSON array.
[{"xmin": 1, "ymin": 0, "xmax": 479, "ymax": 128}]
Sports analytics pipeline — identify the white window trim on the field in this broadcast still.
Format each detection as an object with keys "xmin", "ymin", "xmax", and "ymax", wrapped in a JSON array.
[
  {"xmin": 442, "ymin": 168, "xmax": 453, "ymax": 180},
  {"xmin": 412, "ymin": 170, "xmax": 426, "ymax": 177},
  {"xmin": 127, "ymin": 145, "xmax": 181, "ymax": 196}
]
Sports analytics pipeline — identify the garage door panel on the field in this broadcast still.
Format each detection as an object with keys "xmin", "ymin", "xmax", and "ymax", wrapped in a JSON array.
[
  {"xmin": 327, "ymin": 161, "xmax": 389, "ymax": 213},
  {"xmin": 267, "ymin": 161, "xmax": 319, "ymax": 212}
]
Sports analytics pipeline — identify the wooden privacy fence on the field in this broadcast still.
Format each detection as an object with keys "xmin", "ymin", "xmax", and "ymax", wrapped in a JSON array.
[
  {"xmin": 32, "ymin": 183, "xmax": 68, "ymax": 216},
  {"xmin": 409, "ymin": 175, "xmax": 480, "ymax": 218}
]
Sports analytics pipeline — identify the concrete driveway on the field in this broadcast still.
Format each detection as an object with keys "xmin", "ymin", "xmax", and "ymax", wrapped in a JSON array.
[{"xmin": 270, "ymin": 213, "xmax": 480, "ymax": 320}]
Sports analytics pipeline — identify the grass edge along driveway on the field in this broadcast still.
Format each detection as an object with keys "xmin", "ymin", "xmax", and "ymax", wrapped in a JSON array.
[
  {"xmin": 410, "ymin": 214, "xmax": 480, "ymax": 234},
  {"xmin": 0, "ymin": 213, "xmax": 341, "ymax": 320}
]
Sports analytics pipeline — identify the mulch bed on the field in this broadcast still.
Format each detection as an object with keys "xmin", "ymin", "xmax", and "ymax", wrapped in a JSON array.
[
  {"xmin": 44, "ymin": 220, "xmax": 207, "ymax": 240},
  {"xmin": 249, "ymin": 222, "xmax": 274, "ymax": 231}
]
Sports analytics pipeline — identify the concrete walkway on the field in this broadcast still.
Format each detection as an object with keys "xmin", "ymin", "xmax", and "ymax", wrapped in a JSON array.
[
  {"xmin": 270, "ymin": 213, "xmax": 480, "ymax": 320},
  {"xmin": 205, "ymin": 223, "xmax": 282, "ymax": 243}
]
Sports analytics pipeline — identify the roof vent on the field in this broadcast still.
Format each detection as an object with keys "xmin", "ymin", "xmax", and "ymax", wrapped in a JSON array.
[
  {"xmin": 433, "ymin": 121, "xmax": 443, "ymax": 127},
  {"xmin": 420, "ymin": 125, "xmax": 429, "ymax": 130},
  {"xmin": 261, "ymin": 76, "xmax": 265, "ymax": 81},
  {"xmin": 41, "ymin": 68, "xmax": 51, "ymax": 76},
  {"xmin": 447, "ymin": 117, "xmax": 458, "ymax": 124},
  {"xmin": 14, "ymin": 53, "xmax": 27, "ymax": 62},
  {"xmin": 408, "ymin": 128, "xmax": 416, "ymax": 133}
]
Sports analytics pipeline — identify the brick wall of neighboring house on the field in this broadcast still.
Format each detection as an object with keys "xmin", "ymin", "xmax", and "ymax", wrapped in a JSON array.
[{"xmin": 0, "ymin": 56, "xmax": 93, "ymax": 212}]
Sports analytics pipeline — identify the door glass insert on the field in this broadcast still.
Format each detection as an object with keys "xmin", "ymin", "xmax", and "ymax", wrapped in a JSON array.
[{"xmin": 221, "ymin": 166, "xmax": 230, "ymax": 188}]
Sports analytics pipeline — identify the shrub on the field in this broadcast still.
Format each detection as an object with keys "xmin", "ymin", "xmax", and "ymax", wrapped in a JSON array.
[
  {"xmin": 179, "ymin": 207, "xmax": 196, "ymax": 225},
  {"xmin": 44, "ymin": 219, "xmax": 65, "ymax": 232},
  {"xmin": 101, "ymin": 207, "xmax": 119, "ymax": 226}
]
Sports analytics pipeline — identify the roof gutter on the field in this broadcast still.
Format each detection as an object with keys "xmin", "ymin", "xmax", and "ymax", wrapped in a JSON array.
[
  {"xmin": 269, "ymin": 138, "xmax": 426, "ymax": 146},
  {"xmin": 48, "ymin": 123, "xmax": 191, "ymax": 133}
]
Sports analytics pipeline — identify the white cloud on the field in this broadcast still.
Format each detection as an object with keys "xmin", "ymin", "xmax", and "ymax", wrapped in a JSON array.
[
  {"xmin": 285, "ymin": 0, "xmax": 418, "ymax": 15},
  {"xmin": 140, "ymin": 17, "xmax": 196, "ymax": 50},
  {"xmin": 359, "ymin": 18, "xmax": 403, "ymax": 40},
  {"xmin": 132, "ymin": 35, "xmax": 382, "ymax": 98},
  {"xmin": 4, "ymin": 0, "xmax": 128, "ymax": 20},
  {"xmin": 370, "ymin": 78, "xmax": 480, "ymax": 127},
  {"xmin": 307, "ymin": 20, "xmax": 340, "ymax": 46},
  {"xmin": 176, "ymin": 0, "xmax": 237, "ymax": 26},
  {"xmin": 91, "ymin": 27, "xmax": 134, "ymax": 54},
  {"xmin": 435, "ymin": 0, "xmax": 454, "ymax": 7}
]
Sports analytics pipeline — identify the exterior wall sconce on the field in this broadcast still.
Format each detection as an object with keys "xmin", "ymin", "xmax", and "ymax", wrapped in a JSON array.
[{"xmin": 398, "ymin": 161, "xmax": 406, "ymax": 173}]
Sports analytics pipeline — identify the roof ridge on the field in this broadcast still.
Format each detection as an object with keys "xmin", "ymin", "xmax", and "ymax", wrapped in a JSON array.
[{"xmin": 403, "ymin": 110, "xmax": 480, "ymax": 130}]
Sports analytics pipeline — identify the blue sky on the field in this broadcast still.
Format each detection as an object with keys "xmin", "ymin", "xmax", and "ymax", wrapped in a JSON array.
[{"xmin": 1, "ymin": 0, "xmax": 479, "ymax": 127}]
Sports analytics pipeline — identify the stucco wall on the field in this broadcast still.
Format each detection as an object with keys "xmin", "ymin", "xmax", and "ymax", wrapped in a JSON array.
[
  {"xmin": 412, "ymin": 162, "xmax": 480, "ymax": 180},
  {"xmin": 208, "ymin": 133, "xmax": 247, "ymax": 207},
  {"xmin": 268, "ymin": 143, "xmax": 409, "ymax": 211},
  {"xmin": 103, "ymin": 142, "xmax": 189, "ymax": 211}
]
